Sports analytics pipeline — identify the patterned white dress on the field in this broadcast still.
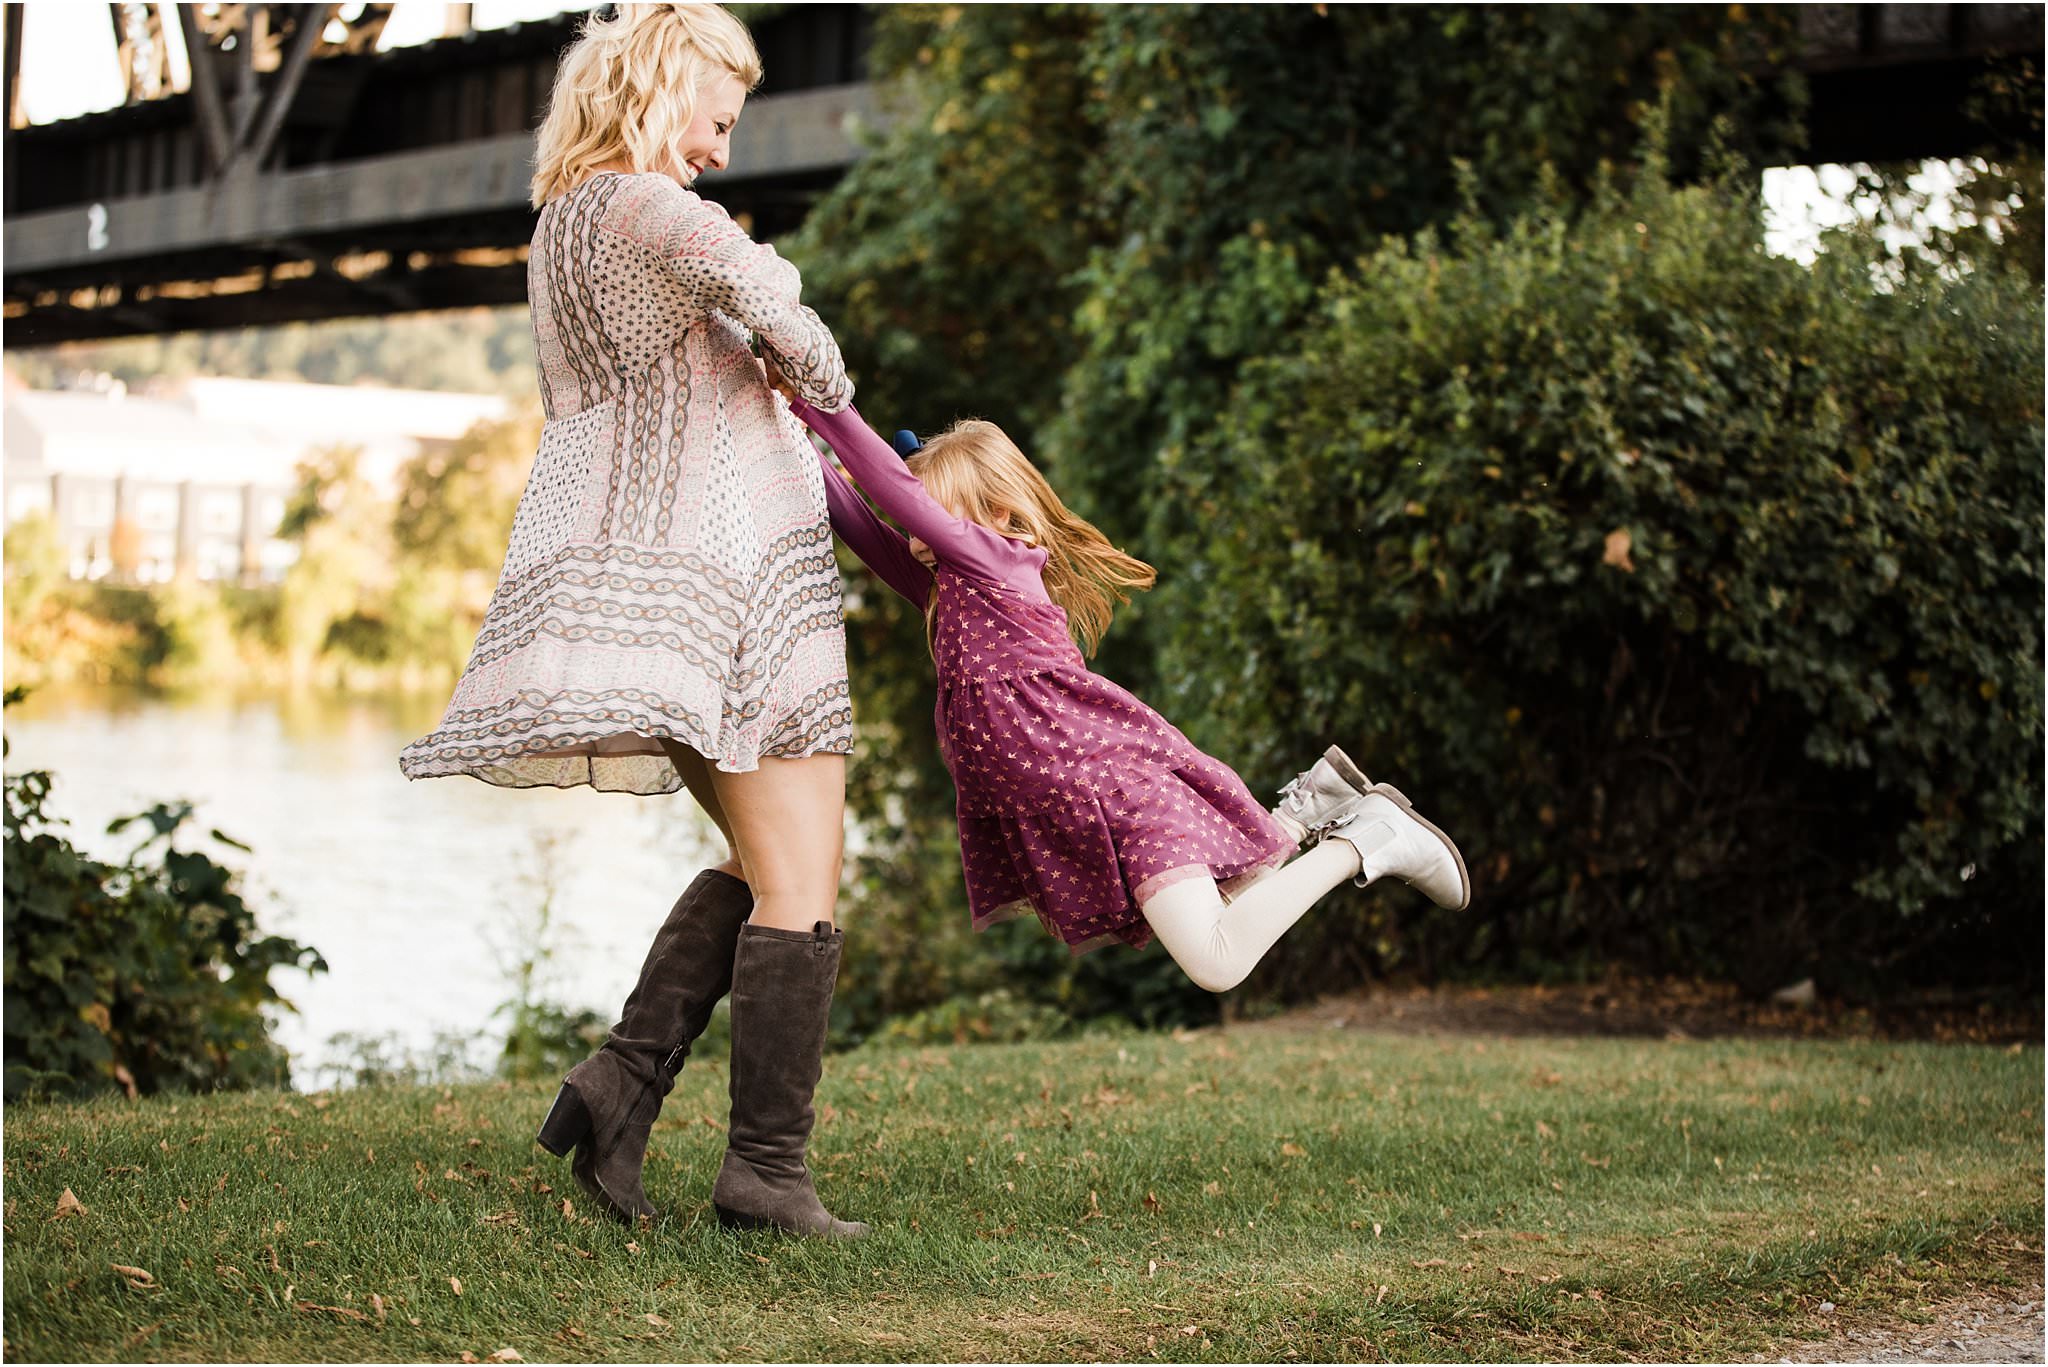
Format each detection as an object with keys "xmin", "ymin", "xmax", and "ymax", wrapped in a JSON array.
[{"xmin": 399, "ymin": 171, "xmax": 855, "ymax": 793}]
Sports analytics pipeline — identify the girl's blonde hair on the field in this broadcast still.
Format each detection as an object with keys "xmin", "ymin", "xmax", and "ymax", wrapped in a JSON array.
[
  {"xmin": 908, "ymin": 421, "xmax": 1156, "ymax": 657},
  {"xmin": 529, "ymin": 3, "xmax": 762, "ymax": 209}
]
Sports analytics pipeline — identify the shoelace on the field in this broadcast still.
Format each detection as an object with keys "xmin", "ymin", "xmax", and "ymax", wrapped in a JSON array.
[{"xmin": 1278, "ymin": 767, "xmax": 1370, "ymax": 842}]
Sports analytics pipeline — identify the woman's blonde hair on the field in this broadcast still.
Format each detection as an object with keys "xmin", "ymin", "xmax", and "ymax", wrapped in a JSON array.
[
  {"xmin": 529, "ymin": 3, "xmax": 762, "ymax": 208},
  {"xmin": 908, "ymin": 420, "xmax": 1156, "ymax": 657}
]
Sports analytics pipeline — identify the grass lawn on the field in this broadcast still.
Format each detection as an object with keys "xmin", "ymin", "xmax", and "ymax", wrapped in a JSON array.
[{"xmin": 4, "ymin": 1025, "xmax": 2039, "ymax": 1362}]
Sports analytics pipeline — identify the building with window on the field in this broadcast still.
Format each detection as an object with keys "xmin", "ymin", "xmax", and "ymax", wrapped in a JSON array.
[{"xmin": 3, "ymin": 375, "xmax": 508, "ymax": 585}]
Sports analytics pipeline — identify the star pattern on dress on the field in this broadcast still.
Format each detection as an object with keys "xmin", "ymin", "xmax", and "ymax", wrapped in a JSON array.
[{"xmin": 929, "ymin": 566, "xmax": 1291, "ymax": 955}]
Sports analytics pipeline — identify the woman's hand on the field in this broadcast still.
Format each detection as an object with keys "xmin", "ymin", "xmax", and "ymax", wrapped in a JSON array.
[{"xmin": 757, "ymin": 348, "xmax": 800, "ymax": 405}]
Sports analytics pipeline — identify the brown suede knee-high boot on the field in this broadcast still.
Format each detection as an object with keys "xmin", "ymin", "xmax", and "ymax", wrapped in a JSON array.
[
  {"xmin": 536, "ymin": 868, "xmax": 752, "ymax": 1222},
  {"xmin": 712, "ymin": 921, "xmax": 869, "ymax": 1239}
]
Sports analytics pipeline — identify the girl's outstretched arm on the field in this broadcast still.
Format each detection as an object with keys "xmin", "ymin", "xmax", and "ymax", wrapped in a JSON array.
[
  {"xmin": 790, "ymin": 399, "xmax": 1031, "ymax": 586},
  {"xmin": 815, "ymin": 445, "xmax": 933, "ymax": 606}
]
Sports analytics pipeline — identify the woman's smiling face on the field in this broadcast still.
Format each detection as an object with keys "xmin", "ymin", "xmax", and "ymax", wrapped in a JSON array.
[{"xmin": 673, "ymin": 70, "xmax": 748, "ymax": 186}]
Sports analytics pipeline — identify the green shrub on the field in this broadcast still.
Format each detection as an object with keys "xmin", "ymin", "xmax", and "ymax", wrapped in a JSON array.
[
  {"xmin": 873, "ymin": 988, "xmax": 1076, "ymax": 1047},
  {"xmin": 792, "ymin": 2, "xmax": 1817, "ymax": 1018},
  {"xmin": 494, "ymin": 999, "xmax": 608, "ymax": 1083},
  {"xmin": 309, "ymin": 1029, "xmax": 484, "ymax": 1090},
  {"xmin": 1161, "ymin": 153, "xmax": 2043, "ymax": 997},
  {"xmin": 2, "ymin": 704, "xmax": 327, "ymax": 1098}
]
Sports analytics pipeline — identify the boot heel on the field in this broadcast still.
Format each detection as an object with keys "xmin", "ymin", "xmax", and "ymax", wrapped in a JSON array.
[
  {"xmin": 714, "ymin": 1202, "xmax": 774, "ymax": 1232},
  {"xmin": 536, "ymin": 1083, "xmax": 592, "ymax": 1157}
]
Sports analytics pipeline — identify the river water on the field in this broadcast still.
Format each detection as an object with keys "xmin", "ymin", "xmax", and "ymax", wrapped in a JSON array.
[{"xmin": 3, "ymin": 683, "xmax": 726, "ymax": 1089}]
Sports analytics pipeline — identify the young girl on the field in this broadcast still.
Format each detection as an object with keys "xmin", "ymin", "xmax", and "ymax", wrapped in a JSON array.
[{"xmin": 788, "ymin": 397, "xmax": 1470, "ymax": 991}]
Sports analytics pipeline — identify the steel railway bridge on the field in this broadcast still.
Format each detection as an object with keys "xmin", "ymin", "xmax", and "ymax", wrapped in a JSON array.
[{"xmin": 1, "ymin": 3, "xmax": 2039, "ymax": 347}]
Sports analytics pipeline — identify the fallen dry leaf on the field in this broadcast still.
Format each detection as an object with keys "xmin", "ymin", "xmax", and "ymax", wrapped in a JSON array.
[
  {"xmin": 626, "ymin": 1240, "xmax": 642, "ymax": 1254},
  {"xmin": 293, "ymin": 1301, "xmax": 368, "ymax": 1322},
  {"xmin": 644, "ymin": 1313, "xmax": 669, "ymax": 1328},
  {"xmin": 110, "ymin": 1263, "xmax": 155, "ymax": 1289},
  {"xmin": 1280, "ymin": 1142, "xmax": 1307, "ymax": 1158},
  {"xmin": 486, "ymin": 1351, "xmax": 523, "ymax": 1363},
  {"xmin": 1412, "ymin": 1258, "xmax": 1449, "ymax": 1269},
  {"xmin": 55, "ymin": 1189, "xmax": 86, "ymax": 1219},
  {"xmin": 450, "ymin": 1277, "xmax": 463, "ymax": 1296},
  {"xmin": 371, "ymin": 1293, "xmax": 387, "ymax": 1322}
]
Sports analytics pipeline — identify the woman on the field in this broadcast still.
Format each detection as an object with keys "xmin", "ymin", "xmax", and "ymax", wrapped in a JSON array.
[{"xmin": 399, "ymin": 2, "xmax": 864, "ymax": 1240}]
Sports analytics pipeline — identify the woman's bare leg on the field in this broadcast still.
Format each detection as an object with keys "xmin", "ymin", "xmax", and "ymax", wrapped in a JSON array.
[
  {"xmin": 707, "ymin": 753, "xmax": 846, "ymax": 931},
  {"xmin": 656, "ymin": 737, "xmax": 746, "ymax": 881},
  {"xmin": 703, "ymin": 751, "xmax": 864, "ymax": 1237}
]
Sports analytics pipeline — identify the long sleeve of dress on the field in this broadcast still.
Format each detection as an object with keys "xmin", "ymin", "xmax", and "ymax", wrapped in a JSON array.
[
  {"xmin": 790, "ymin": 399, "xmax": 1045, "ymax": 593},
  {"xmin": 815, "ymin": 445, "xmax": 934, "ymax": 605},
  {"xmin": 622, "ymin": 180, "xmax": 853, "ymax": 413}
]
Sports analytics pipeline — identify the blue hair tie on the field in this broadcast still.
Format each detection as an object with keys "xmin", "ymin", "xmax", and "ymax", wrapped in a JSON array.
[{"xmin": 892, "ymin": 429, "xmax": 923, "ymax": 458}]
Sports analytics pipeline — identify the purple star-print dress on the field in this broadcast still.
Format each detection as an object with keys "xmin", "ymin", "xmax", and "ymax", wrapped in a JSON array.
[{"xmin": 790, "ymin": 400, "xmax": 1294, "ymax": 954}]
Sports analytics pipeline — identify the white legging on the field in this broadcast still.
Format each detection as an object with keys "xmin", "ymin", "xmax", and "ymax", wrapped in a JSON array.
[{"xmin": 1139, "ymin": 839, "xmax": 1364, "ymax": 993}]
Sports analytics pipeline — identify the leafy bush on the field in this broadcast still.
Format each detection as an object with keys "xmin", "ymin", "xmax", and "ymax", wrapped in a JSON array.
[
  {"xmin": 3, "ymin": 704, "xmax": 327, "ymax": 1099},
  {"xmin": 494, "ymin": 998, "xmax": 609, "ymax": 1083},
  {"xmin": 1161, "ymin": 151, "xmax": 2043, "ymax": 997},
  {"xmin": 791, "ymin": 2, "xmax": 1823, "ymax": 1019},
  {"xmin": 307, "ymin": 1028, "xmax": 484, "ymax": 1090},
  {"xmin": 873, "ymin": 988, "xmax": 1077, "ymax": 1047}
]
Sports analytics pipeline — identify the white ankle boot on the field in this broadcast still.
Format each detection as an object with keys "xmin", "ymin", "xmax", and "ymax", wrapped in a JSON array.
[
  {"xmin": 1323, "ymin": 784, "xmax": 1470, "ymax": 910},
  {"xmin": 1274, "ymin": 745, "xmax": 1373, "ymax": 838}
]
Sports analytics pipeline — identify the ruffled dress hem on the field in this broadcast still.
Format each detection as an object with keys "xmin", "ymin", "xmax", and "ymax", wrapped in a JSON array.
[
  {"xmin": 398, "ymin": 693, "xmax": 853, "ymax": 795},
  {"xmin": 958, "ymin": 763, "xmax": 1296, "ymax": 954}
]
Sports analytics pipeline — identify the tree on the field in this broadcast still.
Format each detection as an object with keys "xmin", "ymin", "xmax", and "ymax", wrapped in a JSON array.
[
  {"xmin": 1180, "ymin": 151, "xmax": 2043, "ymax": 996},
  {"xmin": 781, "ymin": 4, "xmax": 1824, "ymax": 1019}
]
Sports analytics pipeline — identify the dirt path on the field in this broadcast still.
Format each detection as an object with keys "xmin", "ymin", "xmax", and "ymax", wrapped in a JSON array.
[
  {"xmin": 1239, "ymin": 978, "xmax": 2040, "ymax": 1046},
  {"xmin": 1747, "ymin": 1288, "xmax": 2042, "ymax": 1363}
]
